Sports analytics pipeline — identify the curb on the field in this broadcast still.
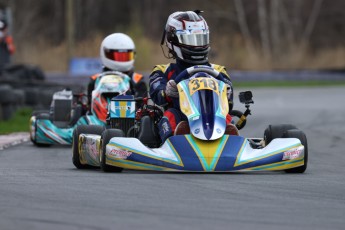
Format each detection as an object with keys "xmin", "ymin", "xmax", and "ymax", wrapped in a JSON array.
[{"xmin": 0, "ymin": 132, "xmax": 30, "ymax": 150}]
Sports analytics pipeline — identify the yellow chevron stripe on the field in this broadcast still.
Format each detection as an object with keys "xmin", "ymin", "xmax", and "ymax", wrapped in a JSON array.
[
  {"xmin": 107, "ymin": 139, "xmax": 184, "ymax": 167},
  {"xmin": 186, "ymin": 135, "xmax": 228, "ymax": 171},
  {"xmin": 243, "ymin": 158, "xmax": 304, "ymax": 171},
  {"xmin": 106, "ymin": 157, "xmax": 177, "ymax": 171}
]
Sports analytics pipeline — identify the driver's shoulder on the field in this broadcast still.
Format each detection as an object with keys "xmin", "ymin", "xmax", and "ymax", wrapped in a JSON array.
[
  {"xmin": 152, "ymin": 63, "xmax": 172, "ymax": 74},
  {"xmin": 211, "ymin": 63, "xmax": 230, "ymax": 78}
]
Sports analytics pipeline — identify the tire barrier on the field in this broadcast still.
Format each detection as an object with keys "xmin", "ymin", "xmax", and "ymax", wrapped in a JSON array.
[
  {"xmin": 0, "ymin": 84, "xmax": 15, "ymax": 120},
  {"xmin": 0, "ymin": 64, "xmax": 85, "ymax": 121}
]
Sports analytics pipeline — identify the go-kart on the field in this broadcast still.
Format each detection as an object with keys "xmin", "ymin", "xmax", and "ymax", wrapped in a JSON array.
[
  {"xmin": 30, "ymin": 71, "xmax": 131, "ymax": 146},
  {"xmin": 73, "ymin": 66, "xmax": 308, "ymax": 173}
]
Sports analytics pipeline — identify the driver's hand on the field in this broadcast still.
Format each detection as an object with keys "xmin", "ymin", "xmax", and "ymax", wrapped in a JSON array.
[
  {"xmin": 226, "ymin": 84, "xmax": 232, "ymax": 99},
  {"xmin": 165, "ymin": 80, "xmax": 178, "ymax": 98}
]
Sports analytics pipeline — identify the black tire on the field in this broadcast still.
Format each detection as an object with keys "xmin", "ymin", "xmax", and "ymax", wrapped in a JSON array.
[
  {"xmin": 25, "ymin": 87, "xmax": 40, "ymax": 105},
  {"xmin": 13, "ymin": 89, "xmax": 25, "ymax": 106},
  {"xmin": 100, "ymin": 129, "xmax": 125, "ymax": 172},
  {"xmin": 283, "ymin": 129, "xmax": 308, "ymax": 173},
  {"xmin": 1, "ymin": 104, "xmax": 14, "ymax": 120},
  {"xmin": 72, "ymin": 125, "xmax": 105, "ymax": 169},
  {"xmin": 0, "ymin": 84, "xmax": 13, "ymax": 104},
  {"xmin": 32, "ymin": 114, "xmax": 52, "ymax": 147},
  {"xmin": 70, "ymin": 105, "xmax": 82, "ymax": 126},
  {"xmin": 264, "ymin": 124, "xmax": 297, "ymax": 144}
]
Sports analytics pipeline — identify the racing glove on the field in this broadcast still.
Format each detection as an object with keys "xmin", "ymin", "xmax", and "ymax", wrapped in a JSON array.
[
  {"xmin": 226, "ymin": 84, "xmax": 232, "ymax": 99},
  {"xmin": 165, "ymin": 80, "xmax": 178, "ymax": 98}
]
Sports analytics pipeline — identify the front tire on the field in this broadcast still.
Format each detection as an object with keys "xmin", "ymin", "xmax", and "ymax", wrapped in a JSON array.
[
  {"xmin": 264, "ymin": 124, "xmax": 297, "ymax": 144},
  {"xmin": 100, "ymin": 129, "xmax": 125, "ymax": 173},
  {"xmin": 264, "ymin": 124, "xmax": 307, "ymax": 173},
  {"xmin": 72, "ymin": 125, "xmax": 105, "ymax": 169},
  {"xmin": 32, "ymin": 114, "xmax": 52, "ymax": 147},
  {"xmin": 283, "ymin": 129, "xmax": 308, "ymax": 173}
]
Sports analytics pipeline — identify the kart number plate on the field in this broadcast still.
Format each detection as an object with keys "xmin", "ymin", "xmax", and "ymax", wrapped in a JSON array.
[{"xmin": 188, "ymin": 78, "xmax": 218, "ymax": 95}]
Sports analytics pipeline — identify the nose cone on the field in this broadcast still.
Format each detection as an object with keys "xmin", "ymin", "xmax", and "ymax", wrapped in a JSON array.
[{"xmin": 204, "ymin": 122, "xmax": 213, "ymax": 140}]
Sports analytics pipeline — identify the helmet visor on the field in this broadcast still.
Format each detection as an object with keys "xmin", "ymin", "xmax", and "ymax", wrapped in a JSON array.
[
  {"xmin": 176, "ymin": 30, "xmax": 209, "ymax": 47},
  {"xmin": 104, "ymin": 49, "xmax": 134, "ymax": 62}
]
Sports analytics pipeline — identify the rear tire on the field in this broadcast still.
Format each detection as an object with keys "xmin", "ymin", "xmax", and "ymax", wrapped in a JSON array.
[
  {"xmin": 283, "ymin": 129, "xmax": 308, "ymax": 173},
  {"xmin": 72, "ymin": 125, "xmax": 105, "ymax": 169},
  {"xmin": 100, "ymin": 129, "xmax": 125, "ymax": 172}
]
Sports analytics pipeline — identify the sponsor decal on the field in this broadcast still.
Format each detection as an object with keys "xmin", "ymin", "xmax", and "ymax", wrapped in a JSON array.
[
  {"xmin": 162, "ymin": 121, "xmax": 170, "ymax": 134},
  {"xmin": 114, "ymin": 105, "xmax": 131, "ymax": 111},
  {"xmin": 216, "ymin": 128, "xmax": 222, "ymax": 134},
  {"xmin": 194, "ymin": 128, "xmax": 200, "ymax": 134},
  {"xmin": 108, "ymin": 149, "xmax": 132, "ymax": 159},
  {"xmin": 283, "ymin": 148, "xmax": 303, "ymax": 160}
]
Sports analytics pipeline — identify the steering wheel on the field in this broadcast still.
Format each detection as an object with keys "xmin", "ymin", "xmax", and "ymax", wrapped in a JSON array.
[{"xmin": 174, "ymin": 65, "xmax": 222, "ymax": 84}]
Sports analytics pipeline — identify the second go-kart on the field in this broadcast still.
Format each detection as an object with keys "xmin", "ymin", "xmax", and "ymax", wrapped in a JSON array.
[
  {"xmin": 30, "ymin": 71, "xmax": 131, "ymax": 146},
  {"xmin": 73, "ymin": 66, "xmax": 308, "ymax": 173}
]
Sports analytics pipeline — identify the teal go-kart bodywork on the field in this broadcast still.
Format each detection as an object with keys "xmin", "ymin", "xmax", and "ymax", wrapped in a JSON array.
[
  {"xmin": 30, "ymin": 71, "xmax": 131, "ymax": 146},
  {"xmin": 73, "ymin": 66, "xmax": 308, "ymax": 173}
]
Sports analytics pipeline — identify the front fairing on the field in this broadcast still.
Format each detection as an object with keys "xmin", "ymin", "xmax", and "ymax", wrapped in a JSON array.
[
  {"xmin": 91, "ymin": 73, "xmax": 131, "ymax": 121},
  {"xmin": 177, "ymin": 77, "xmax": 229, "ymax": 140},
  {"xmin": 32, "ymin": 114, "xmax": 103, "ymax": 145},
  {"xmin": 93, "ymin": 73, "xmax": 130, "ymax": 95},
  {"xmin": 104, "ymin": 135, "xmax": 305, "ymax": 172}
]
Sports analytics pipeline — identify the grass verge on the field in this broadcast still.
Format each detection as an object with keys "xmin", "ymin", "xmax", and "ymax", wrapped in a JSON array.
[
  {"xmin": 0, "ymin": 107, "xmax": 32, "ymax": 134},
  {"xmin": 233, "ymin": 80, "xmax": 345, "ymax": 88}
]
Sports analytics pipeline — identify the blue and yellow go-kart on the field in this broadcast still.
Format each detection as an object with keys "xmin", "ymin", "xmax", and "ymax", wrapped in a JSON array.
[
  {"xmin": 29, "ymin": 71, "xmax": 131, "ymax": 146},
  {"xmin": 73, "ymin": 66, "xmax": 307, "ymax": 173}
]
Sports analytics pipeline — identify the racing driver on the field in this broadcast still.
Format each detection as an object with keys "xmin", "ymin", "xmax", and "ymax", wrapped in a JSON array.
[{"xmin": 149, "ymin": 10, "xmax": 236, "ymax": 142}]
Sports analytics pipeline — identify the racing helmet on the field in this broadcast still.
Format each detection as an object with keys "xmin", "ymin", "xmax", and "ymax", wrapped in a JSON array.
[
  {"xmin": 100, "ymin": 33, "xmax": 135, "ymax": 72},
  {"xmin": 162, "ymin": 10, "xmax": 210, "ymax": 64},
  {"xmin": 0, "ymin": 20, "xmax": 7, "ymax": 31},
  {"xmin": 0, "ymin": 20, "xmax": 7, "ymax": 38}
]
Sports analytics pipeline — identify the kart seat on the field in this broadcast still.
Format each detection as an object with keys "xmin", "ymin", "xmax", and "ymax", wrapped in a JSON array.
[
  {"xmin": 225, "ymin": 123, "xmax": 239, "ymax": 136},
  {"xmin": 174, "ymin": 121, "xmax": 190, "ymax": 136}
]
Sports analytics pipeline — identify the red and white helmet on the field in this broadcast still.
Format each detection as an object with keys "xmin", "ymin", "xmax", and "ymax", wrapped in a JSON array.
[
  {"xmin": 162, "ymin": 10, "xmax": 210, "ymax": 64},
  {"xmin": 100, "ymin": 33, "xmax": 135, "ymax": 72}
]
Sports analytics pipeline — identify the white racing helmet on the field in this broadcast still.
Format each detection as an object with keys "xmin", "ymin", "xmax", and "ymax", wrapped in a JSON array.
[
  {"xmin": 100, "ymin": 33, "xmax": 135, "ymax": 72},
  {"xmin": 162, "ymin": 10, "xmax": 210, "ymax": 64}
]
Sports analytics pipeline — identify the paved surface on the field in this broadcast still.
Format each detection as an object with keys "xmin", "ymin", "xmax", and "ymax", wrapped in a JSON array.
[{"xmin": 0, "ymin": 86, "xmax": 345, "ymax": 230}]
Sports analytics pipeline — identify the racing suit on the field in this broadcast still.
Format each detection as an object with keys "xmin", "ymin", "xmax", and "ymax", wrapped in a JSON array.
[
  {"xmin": 149, "ymin": 60, "xmax": 233, "ymax": 142},
  {"xmin": 87, "ymin": 68, "xmax": 147, "ymax": 111}
]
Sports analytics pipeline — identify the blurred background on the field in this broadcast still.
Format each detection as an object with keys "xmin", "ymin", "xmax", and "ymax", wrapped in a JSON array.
[
  {"xmin": 1, "ymin": 0, "xmax": 345, "ymax": 125},
  {"xmin": 2, "ymin": 0, "xmax": 345, "ymax": 72}
]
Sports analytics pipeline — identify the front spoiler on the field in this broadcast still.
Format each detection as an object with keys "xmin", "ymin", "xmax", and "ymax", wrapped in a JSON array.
[{"xmin": 104, "ymin": 135, "xmax": 305, "ymax": 172}]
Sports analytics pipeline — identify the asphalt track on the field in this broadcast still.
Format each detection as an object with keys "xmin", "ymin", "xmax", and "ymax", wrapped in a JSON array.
[{"xmin": 1, "ymin": 86, "xmax": 345, "ymax": 230}]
